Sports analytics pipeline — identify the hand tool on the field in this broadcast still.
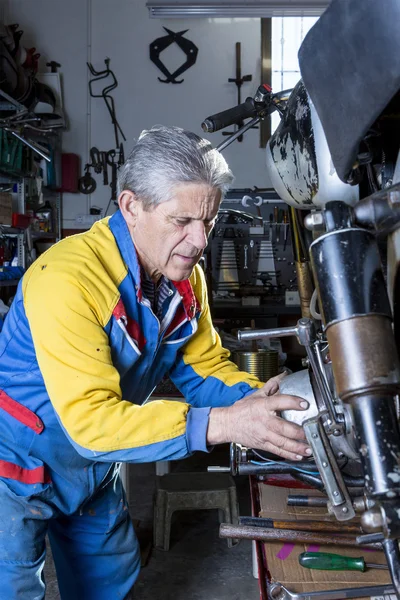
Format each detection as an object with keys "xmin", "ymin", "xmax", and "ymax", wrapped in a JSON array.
[
  {"xmin": 90, "ymin": 147, "xmax": 103, "ymax": 173},
  {"xmin": 219, "ymin": 523, "xmax": 382, "ymax": 549},
  {"xmin": 149, "ymin": 27, "xmax": 198, "ymax": 84},
  {"xmin": 299, "ymin": 551, "xmax": 388, "ymax": 572},
  {"xmin": 87, "ymin": 57, "xmax": 126, "ymax": 148},
  {"xmin": 239, "ymin": 516, "xmax": 361, "ymax": 535},
  {"xmin": 269, "ymin": 212, "xmax": 273, "ymax": 241},
  {"xmin": 106, "ymin": 149, "xmax": 118, "ymax": 201},
  {"xmin": 78, "ymin": 165, "xmax": 96, "ymax": 194},
  {"xmin": 268, "ymin": 582, "xmax": 395, "ymax": 600},
  {"xmin": 46, "ymin": 60, "xmax": 61, "ymax": 73},
  {"xmin": 287, "ymin": 495, "xmax": 328, "ymax": 507},
  {"xmin": 222, "ymin": 42, "xmax": 253, "ymax": 141},
  {"xmin": 283, "ymin": 210, "xmax": 289, "ymax": 250},
  {"xmin": 101, "ymin": 152, "xmax": 109, "ymax": 185},
  {"xmin": 274, "ymin": 205, "xmax": 280, "ymax": 242},
  {"xmin": 243, "ymin": 244, "xmax": 248, "ymax": 269},
  {"xmin": 118, "ymin": 142, "xmax": 125, "ymax": 166}
]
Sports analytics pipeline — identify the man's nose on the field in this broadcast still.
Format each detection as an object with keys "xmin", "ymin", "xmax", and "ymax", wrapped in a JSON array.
[{"xmin": 187, "ymin": 222, "xmax": 208, "ymax": 250}]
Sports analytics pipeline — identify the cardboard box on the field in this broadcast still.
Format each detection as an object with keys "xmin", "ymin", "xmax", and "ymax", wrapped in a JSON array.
[
  {"xmin": 0, "ymin": 193, "xmax": 12, "ymax": 226},
  {"xmin": 258, "ymin": 483, "xmax": 392, "ymax": 597}
]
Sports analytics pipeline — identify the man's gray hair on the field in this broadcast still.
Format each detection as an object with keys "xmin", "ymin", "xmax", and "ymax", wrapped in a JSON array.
[{"xmin": 117, "ymin": 125, "xmax": 234, "ymax": 209}]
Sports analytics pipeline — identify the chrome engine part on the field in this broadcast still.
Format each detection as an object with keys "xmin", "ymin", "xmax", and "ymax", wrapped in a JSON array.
[{"xmin": 280, "ymin": 369, "xmax": 359, "ymax": 462}]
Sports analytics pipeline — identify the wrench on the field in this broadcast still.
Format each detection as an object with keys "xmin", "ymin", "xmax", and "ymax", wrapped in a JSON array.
[
  {"xmin": 268, "ymin": 582, "xmax": 395, "ymax": 600},
  {"xmin": 244, "ymin": 244, "xmax": 248, "ymax": 269}
]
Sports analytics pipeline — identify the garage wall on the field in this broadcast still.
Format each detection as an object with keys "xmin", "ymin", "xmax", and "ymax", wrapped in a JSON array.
[{"xmin": 3, "ymin": 0, "xmax": 271, "ymax": 227}]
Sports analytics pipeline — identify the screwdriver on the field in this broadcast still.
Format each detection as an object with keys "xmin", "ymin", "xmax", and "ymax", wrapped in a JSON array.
[
  {"xmin": 274, "ymin": 206, "xmax": 280, "ymax": 242},
  {"xmin": 299, "ymin": 552, "xmax": 389, "ymax": 572},
  {"xmin": 283, "ymin": 210, "xmax": 289, "ymax": 250}
]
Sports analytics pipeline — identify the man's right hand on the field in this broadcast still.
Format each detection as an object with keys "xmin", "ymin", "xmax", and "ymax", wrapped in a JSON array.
[{"xmin": 206, "ymin": 386, "xmax": 311, "ymax": 461}]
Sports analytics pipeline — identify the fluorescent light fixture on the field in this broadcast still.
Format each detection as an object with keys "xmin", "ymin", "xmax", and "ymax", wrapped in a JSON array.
[{"xmin": 146, "ymin": 1, "xmax": 329, "ymax": 18}]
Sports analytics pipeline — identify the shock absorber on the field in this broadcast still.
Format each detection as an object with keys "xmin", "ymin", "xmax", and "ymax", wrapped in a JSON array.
[{"xmin": 309, "ymin": 201, "xmax": 400, "ymax": 501}]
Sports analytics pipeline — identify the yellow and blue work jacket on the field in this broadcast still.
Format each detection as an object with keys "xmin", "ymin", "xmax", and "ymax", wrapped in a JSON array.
[{"xmin": 0, "ymin": 210, "xmax": 262, "ymax": 513}]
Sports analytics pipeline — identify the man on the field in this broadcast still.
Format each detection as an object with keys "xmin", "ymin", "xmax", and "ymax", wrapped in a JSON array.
[{"xmin": 0, "ymin": 125, "xmax": 310, "ymax": 599}]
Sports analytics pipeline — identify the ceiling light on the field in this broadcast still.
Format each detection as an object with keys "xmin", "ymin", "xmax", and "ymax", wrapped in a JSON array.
[{"xmin": 146, "ymin": 1, "xmax": 329, "ymax": 18}]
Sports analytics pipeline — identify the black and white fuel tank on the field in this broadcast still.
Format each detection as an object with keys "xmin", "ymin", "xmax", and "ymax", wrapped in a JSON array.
[{"xmin": 266, "ymin": 80, "xmax": 359, "ymax": 210}]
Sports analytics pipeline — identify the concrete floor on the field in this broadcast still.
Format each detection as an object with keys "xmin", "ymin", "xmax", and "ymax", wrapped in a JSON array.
[{"xmin": 44, "ymin": 446, "xmax": 260, "ymax": 599}]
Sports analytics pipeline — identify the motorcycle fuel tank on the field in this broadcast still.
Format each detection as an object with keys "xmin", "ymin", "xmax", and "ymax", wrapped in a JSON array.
[{"xmin": 266, "ymin": 80, "xmax": 359, "ymax": 210}]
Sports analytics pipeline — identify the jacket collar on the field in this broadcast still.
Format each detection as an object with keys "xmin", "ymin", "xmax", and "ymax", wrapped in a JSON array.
[
  {"xmin": 109, "ymin": 210, "xmax": 199, "ymax": 316},
  {"xmin": 172, "ymin": 280, "xmax": 200, "ymax": 320}
]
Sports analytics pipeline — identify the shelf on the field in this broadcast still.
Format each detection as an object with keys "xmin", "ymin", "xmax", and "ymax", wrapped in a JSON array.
[
  {"xmin": 0, "ymin": 175, "xmax": 18, "ymax": 185},
  {"xmin": 32, "ymin": 232, "xmax": 56, "ymax": 239},
  {"xmin": 0, "ymin": 168, "xmax": 24, "ymax": 183},
  {"xmin": 0, "ymin": 228, "xmax": 56, "ymax": 239},
  {"xmin": 0, "ymin": 228, "xmax": 23, "ymax": 236},
  {"xmin": 211, "ymin": 304, "xmax": 301, "ymax": 317}
]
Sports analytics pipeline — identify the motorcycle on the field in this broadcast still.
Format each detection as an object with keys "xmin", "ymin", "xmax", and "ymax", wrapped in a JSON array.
[{"xmin": 202, "ymin": 0, "xmax": 400, "ymax": 593}]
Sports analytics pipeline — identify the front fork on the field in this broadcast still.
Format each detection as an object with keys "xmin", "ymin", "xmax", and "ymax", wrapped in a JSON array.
[{"xmin": 309, "ymin": 203, "xmax": 400, "ymax": 592}]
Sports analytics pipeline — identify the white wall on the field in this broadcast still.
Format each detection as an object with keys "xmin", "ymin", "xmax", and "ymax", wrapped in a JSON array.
[{"xmin": 4, "ymin": 0, "xmax": 271, "ymax": 227}]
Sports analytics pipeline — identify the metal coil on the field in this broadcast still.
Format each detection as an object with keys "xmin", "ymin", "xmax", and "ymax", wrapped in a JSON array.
[{"xmin": 233, "ymin": 349, "xmax": 279, "ymax": 382}]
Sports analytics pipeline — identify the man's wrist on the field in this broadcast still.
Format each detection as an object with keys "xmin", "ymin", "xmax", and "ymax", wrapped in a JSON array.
[{"xmin": 206, "ymin": 407, "xmax": 229, "ymax": 445}]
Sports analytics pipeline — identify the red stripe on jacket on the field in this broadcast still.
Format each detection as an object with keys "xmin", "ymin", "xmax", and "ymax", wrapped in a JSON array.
[
  {"xmin": 113, "ymin": 298, "xmax": 146, "ymax": 351},
  {"xmin": 0, "ymin": 390, "xmax": 44, "ymax": 433},
  {"xmin": 0, "ymin": 460, "xmax": 51, "ymax": 484}
]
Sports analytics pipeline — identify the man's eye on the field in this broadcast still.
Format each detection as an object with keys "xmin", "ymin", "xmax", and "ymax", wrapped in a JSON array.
[{"xmin": 175, "ymin": 219, "xmax": 190, "ymax": 226}]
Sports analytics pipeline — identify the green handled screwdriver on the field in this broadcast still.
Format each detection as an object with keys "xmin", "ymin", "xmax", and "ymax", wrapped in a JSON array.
[{"xmin": 299, "ymin": 552, "xmax": 389, "ymax": 572}]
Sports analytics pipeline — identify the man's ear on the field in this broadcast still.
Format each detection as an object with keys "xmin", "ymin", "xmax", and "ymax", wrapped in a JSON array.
[{"xmin": 118, "ymin": 190, "xmax": 139, "ymax": 228}]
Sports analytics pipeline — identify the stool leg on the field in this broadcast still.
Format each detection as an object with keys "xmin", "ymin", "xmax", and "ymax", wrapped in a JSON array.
[
  {"xmin": 163, "ymin": 507, "xmax": 174, "ymax": 551},
  {"xmin": 229, "ymin": 487, "xmax": 240, "ymax": 526}
]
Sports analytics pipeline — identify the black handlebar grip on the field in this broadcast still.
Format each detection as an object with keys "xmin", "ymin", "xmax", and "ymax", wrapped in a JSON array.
[{"xmin": 201, "ymin": 98, "xmax": 257, "ymax": 133}]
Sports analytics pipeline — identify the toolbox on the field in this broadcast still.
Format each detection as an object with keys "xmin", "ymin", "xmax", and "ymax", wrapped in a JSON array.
[{"xmin": 252, "ymin": 481, "xmax": 393, "ymax": 600}]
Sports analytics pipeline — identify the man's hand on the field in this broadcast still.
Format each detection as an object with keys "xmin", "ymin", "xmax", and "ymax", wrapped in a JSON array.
[
  {"xmin": 262, "ymin": 371, "xmax": 287, "ymax": 396},
  {"xmin": 206, "ymin": 381, "xmax": 311, "ymax": 461}
]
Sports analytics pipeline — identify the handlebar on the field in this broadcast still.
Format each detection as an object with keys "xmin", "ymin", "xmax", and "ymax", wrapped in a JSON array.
[
  {"xmin": 202, "ymin": 97, "xmax": 258, "ymax": 133},
  {"xmin": 202, "ymin": 84, "xmax": 292, "ymax": 152}
]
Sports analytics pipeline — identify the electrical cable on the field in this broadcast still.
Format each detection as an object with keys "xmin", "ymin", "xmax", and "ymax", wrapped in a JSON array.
[
  {"xmin": 252, "ymin": 448, "xmax": 318, "ymax": 469},
  {"xmin": 250, "ymin": 459, "xmax": 319, "ymax": 476},
  {"xmin": 310, "ymin": 288, "xmax": 322, "ymax": 320}
]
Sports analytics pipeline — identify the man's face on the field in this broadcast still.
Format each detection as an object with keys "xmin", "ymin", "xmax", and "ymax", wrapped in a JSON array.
[{"xmin": 124, "ymin": 183, "xmax": 221, "ymax": 282}]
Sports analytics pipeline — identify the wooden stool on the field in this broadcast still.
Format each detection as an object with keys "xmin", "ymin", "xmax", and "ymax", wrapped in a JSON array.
[{"xmin": 153, "ymin": 472, "xmax": 239, "ymax": 550}]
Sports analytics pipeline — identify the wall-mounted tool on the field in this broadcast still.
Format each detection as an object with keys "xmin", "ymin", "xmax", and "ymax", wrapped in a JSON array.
[
  {"xmin": 222, "ymin": 42, "xmax": 254, "ymax": 142},
  {"xmin": 106, "ymin": 149, "xmax": 118, "ymax": 202},
  {"xmin": 89, "ymin": 147, "xmax": 103, "ymax": 174},
  {"xmin": 78, "ymin": 165, "xmax": 96, "ymax": 194},
  {"xmin": 283, "ymin": 210, "xmax": 289, "ymax": 250},
  {"xmin": 46, "ymin": 61, "xmax": 61, "ymax": 73},
  {"xmin": 87, "ymin": 58, "xmax": 126, "ymax": 150},
  {"xmin": 150, "ymin": 27, "xmax": 198, "ymax": 84},
  {"xmin": 78, "ymin": 146, "xmax": 103, "ymax": 194}
]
